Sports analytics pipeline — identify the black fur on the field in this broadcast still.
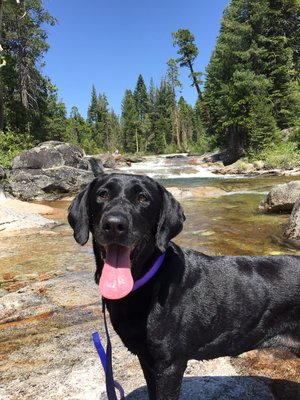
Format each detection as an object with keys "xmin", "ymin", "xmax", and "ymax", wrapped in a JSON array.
[{"xmin": 68, "ymin": 173, "xmax": 300, "ymax": 400}]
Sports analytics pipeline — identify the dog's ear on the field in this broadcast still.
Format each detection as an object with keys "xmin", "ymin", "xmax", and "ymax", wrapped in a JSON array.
[
  {"xmin": 68, "ymin": 183, "xmax": 92, "ymax": 245},
  {"xmin": 156, "ymin": 186, "xmax": 185, "ymax": 251}
]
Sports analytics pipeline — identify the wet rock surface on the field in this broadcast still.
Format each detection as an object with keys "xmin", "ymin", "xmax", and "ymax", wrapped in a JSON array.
[
  {"xmin": 2, "ymin": 271, "xmax": 300, "ymax": 399},
  {"xmin": 284, "ymin": 197, "xmax": 300, "ymax": 240},
  {"xmin": 259, "ymin": 181, "xmax": 300, "ymax": 212},
  {"xmin": 0, "ymin": 191, "xmax": 58, "ymax": 233}
]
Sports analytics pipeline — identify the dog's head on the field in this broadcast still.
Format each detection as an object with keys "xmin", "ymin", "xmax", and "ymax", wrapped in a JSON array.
[{"xmin": 68, "ymin": 173, "xmax": 185, "ymax": 299}]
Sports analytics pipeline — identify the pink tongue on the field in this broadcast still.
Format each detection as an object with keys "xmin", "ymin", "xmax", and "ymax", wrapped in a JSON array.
[{"xmin": 99, "ymin": 244, "xmax": 134, "ymax": 300}]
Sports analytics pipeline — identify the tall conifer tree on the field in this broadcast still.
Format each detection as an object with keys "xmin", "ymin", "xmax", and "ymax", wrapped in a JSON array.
[
  {"xmin": 87, "ymin": 85, "xmax": 98, "ymax": 123},
  {"xmin": 121, "ymin": 90, "xmax": 139, "ymax": 153},
  {"xmin": 172, "ymin": 29, "xmax": 203, "ymax": 100},
  {"xmin": 204, "ymin": 0, "xmax": 300, "ymax": 160},
  {"xmin": 133, "ymin": 74, "xmax": 149, "ymax": 122}
]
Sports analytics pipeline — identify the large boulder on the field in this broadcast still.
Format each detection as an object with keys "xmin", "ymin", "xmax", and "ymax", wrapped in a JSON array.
[
  {"xmin": 12, "ymin": 141, "xmax": 88, "ymax": 170},
  {"xmin": 8, "ymin": 167, "xmax": 94, "ymax": 201},
  {"xmin": 284, "ymin": 197, "xmax": 300, "ymax": 240},
  {"xmin": 8, "ymin": 141, "xmax": 103, "ymax": 201},
  {"xmin": 259, "ymin": 181, "xmax": 300, "ymax": 212}
]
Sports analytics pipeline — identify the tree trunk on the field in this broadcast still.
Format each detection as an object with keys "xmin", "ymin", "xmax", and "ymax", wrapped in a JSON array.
[
  {"xmin": 135, "ymin": 127, "xmax": 139, "ymax": 153},
  {"xmin": 188, "ymin": 60, "xmax": 202, "ymax": 101},
  {"xmin": 174, "ymin": 107, "xmax": 181, "ymax": 149},
  {"xmin": 187, "ymin": 60, "xmax": 214, "ymax": 131}
]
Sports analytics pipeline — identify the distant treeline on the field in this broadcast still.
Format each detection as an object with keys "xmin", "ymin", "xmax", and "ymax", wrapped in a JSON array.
[{"xmin": 0, "ymin": 0, "xmax": 299, "ymax": 167}]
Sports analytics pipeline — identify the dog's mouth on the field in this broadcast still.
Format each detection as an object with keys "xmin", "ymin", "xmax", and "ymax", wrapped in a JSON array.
[{"xmin": 99, "ymin": 244, "xmax": 134, "ymax": 300}]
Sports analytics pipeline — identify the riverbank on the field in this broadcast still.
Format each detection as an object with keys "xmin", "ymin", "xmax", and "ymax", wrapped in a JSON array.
[{"xmin": 0, "ymin": 193, "xmax": 65, "ymax": 235}]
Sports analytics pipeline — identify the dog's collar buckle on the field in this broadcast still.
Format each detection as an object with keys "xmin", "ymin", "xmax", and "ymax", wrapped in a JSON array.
[{"xmin": 132, "ymin": 252, "xmax": 166, "ymax": 292}]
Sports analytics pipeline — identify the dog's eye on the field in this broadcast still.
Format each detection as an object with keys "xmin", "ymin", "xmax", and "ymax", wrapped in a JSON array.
[
  {"xmin": 96, "ymin": 190, "xmax": 109, "ymax": 202},
  {"xmin": 137, "ymin": 193, "xmax": 148, "ymax": 204}
]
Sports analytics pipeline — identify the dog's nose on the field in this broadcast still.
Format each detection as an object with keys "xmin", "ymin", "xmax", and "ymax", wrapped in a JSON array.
[{"xmin": 102, "ymin": 215, "xmax": 128, "ymax": 237}]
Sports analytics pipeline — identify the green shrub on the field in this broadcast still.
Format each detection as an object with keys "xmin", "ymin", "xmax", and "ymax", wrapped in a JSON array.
[
  {"xmin": 290, "ymin": 120, "xmax": 300, "ymax": 144},
  {"xmin": 0, "ymin": 130, "xmax": 36, "ymax": 168},
  {"xmin": 188, "ymin": 135, "xmax": 217, "ymax": 155},
  {"xmin": 258, "ymin": 142, "xmax": 299, "ymax": 169},
  {"xmin": 163, "ymin": 143, "xmax": 182, "ymax": 154}
]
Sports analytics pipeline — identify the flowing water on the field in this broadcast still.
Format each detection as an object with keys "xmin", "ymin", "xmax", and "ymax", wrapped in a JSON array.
[{"xmin": 1, "ymin": 158, "xmax": 300, "ymax": 289}]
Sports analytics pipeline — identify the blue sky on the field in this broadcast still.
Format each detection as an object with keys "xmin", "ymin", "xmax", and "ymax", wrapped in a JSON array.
[{"xmin": 43, "ymin": 0, "xmax": 230, "ymax": 117}]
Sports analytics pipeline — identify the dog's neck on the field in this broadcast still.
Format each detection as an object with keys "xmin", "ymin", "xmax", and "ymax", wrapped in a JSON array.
[{"xmin": 132, "ymin": 252, "xmax": 166, "ymax": 291}]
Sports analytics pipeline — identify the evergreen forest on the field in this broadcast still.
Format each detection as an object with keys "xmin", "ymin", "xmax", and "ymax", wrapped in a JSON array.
[{"xmin": 0, "ymin": 0, "xmax": 299, "ymax": 167}]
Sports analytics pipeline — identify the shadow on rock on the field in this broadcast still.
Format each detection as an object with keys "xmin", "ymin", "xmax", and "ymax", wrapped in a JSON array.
[{"xmin": 126, "ymin": 376, "xmax": 300, "ymax": 400}]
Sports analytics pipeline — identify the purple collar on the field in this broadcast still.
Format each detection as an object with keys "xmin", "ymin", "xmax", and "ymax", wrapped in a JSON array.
[{"xmin": 132, "ymin": 252, "xmax": 166, "ymax": 291}]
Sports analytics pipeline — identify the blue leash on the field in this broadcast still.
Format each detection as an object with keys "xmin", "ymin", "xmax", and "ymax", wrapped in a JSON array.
[
  {"xmin": 92, "ymin": 253, "xmax": 166, "ymax": 399},
  {"xmin": 92, "ymin": 299, "xmax": 125, "ymax": 400}
]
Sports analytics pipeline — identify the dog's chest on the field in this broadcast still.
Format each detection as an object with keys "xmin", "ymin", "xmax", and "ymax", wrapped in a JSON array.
[{"xmin": 109, "ymin": 306, "xmax": 149, "ymax": 354}]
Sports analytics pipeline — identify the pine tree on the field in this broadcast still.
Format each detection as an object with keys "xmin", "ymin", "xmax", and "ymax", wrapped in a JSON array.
[
  {"xmin": 166, "ymin": 58, "xmax": 182, "ymax": 149},
  {"xmin": 178, "ymin": 96, "xmax": 194, "ymax": 151},
  {"xmin": 153, "ymin": 114, "xmax": 168, "ymax": 154},
  {"xmin": 172, "ymin": 29, "xmax": 203, "ymax": 100},
  {"xmin": 43, "ymin": 98, "xmax": 68, "ymax": 141},
  {"xmin": 140, "ymin": 113, "xmax": 152, "ymax": 152},
  {"xmin": 204, "ymin": 0, "xmax": 300, "ymax": 161},
  {"xmin": 133, "ymin": 74, "xmax": 149, "ymax": 122},
  {"xmin": 87, "ymin": 85, "xmax": 98, "ymax": 123},
  {"xmin": 147, "ymin": 77, "xmax": 158, "ymax": 150},
  {"xmin": 133, "ymin": 74, "xmax": 149, "ymax": 152},
  {"xmin": 107, "ymin": 110, "xmax": 121, "ymax": 152},
  {"xmin": 121, "ymin": 90, "xmax": 139, "ymax": 153},
  {"xmin": 95, "ymin": 93, "xmax": 109, "ymax": 150},
  {"xmin": 0, "ymin": 0, "xmax": 56, "ymax": 138},
  {"xmin": 154, "ymin": 80, "xmax": 173, "ymax": 150},
  {"xmin": 66, "ymin": 106, "xmax": 92, "ymax": 146}
]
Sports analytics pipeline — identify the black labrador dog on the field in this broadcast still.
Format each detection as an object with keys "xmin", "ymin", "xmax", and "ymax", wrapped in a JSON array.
[{"xmin": 68, "ymin": 173, "xmax": 300, "ymax": 400}]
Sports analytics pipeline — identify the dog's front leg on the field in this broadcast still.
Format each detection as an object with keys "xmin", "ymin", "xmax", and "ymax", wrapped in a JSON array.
[
  {"xmin": 138, "ymin": 355, "xmax": 156, "ymax": 399},
  {"xmin": 154, "ymin": 360, "xmax": 186, "ymax": 400},
  {"xmin": 139, "ymin": 356, "xmax": 186, "ymax": 400}
]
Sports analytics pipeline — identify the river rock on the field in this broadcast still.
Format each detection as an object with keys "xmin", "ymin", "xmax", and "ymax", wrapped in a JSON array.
[
  {"xmin": 8, "ymin": 166, "xmax": 94, "ymax": 201},
  {"xmin": 123, "ymin": 155, "xmax": 145, "ymax": 163},
  {"xmin": 100, "ymin": 152, "xmax": 116, "ymax": 169},
  {"xmin": 284, "ymin": 197, "xmax": 300, "ymax": 240},
  {"xmin": 259, "ymin": 181, "xmax": 300, "ymax": 212},
  {"xmin": 8, "ymin": 141, "xmax": 103, "ymax": 200},
  {"xmin": 12, "ymin": 141, "xmax": 86, "ymax": 170}
]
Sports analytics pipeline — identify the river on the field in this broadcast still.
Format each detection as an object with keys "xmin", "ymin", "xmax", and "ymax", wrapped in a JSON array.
[
  {"xmin": 1, "ymin": 157, "xmax": 300, "ymax": 399},
  {"xmin": 1, "ymin": 164, "xmax": 298, "ymax": 283}
]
